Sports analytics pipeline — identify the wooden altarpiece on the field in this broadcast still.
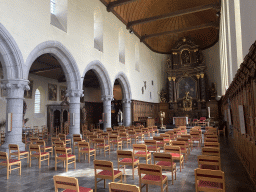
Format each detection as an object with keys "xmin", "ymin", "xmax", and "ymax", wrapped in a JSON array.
[
  {"xmin": 47, "ymin": 99, "xmax": 70, "ymax": 136},
  {"xmin": 167, "ymin": 37, "xmax": 207, "ymax": 120}
]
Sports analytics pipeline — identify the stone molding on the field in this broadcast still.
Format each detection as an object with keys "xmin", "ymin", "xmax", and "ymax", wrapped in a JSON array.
[
  {"xmin": 66, "ymin": 89, "xmax": 84, "ymax": 97},
  {"xmin": 102, "ymin": 95, "xmax": 113, "ymax": 101},
  {"xmin": 1, "ymin": 79, "xmax": 29, "ymax": 98}
]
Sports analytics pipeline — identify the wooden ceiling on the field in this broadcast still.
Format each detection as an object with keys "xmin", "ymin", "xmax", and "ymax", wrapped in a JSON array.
[{"xmin": 100, "ymin": 0, "xmax": 220, "ymax": 53}]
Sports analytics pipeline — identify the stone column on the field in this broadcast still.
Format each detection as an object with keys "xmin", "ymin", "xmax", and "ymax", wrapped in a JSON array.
[
  {"xmin": 196, "ymin": 74, "xmax": 201, "ymax": 101},
  {"xmin": 200, "ymin": 73, "xmax": 206, "ymax": 102},
  {"xmin": 102, "ymin": 95, "xmax": 113, "ymax": 131},
  {"xmin": 66, "ymin": 89, "xmax": 83, "ymax": 139},
  {"xmin": 0, "ymin": 79, "xmax": 29, "ymax": 152},
  {"xmin": 172, "ymin": 77, "xmax": 177, "ymax": 102},
  {"xmin": 123, "ymin": 99, "xmax": 132, "ymax": 126},
  {"xmin": 168, "ymin": 77, "xmax": 173, "ymax": 102}
]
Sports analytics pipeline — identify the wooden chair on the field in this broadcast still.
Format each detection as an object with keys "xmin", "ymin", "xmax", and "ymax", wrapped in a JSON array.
[
  {"xmin": 55, "ymin": 147, "xmax": 76, "ymax": 172},
  {"xmin": 0, "ymin": 151, "xmax": 21, "ymax": 179},
  {"xmin": 190, "ymin": 131, "xmax": 202, "ymax": 148},
  {"xmin": 204, "ymin": 142, "xmax": 220, "ymax": 148},
  {"xmin": 51, "ymin": 137, "xmax": 60, "ymax": 148},
  {"xmin": 204, "ymin": 135, "xmax": 218, "ymax": 142},
  {"xmin": 160, "ymin": 133, "xmax": 172, "ymax": 146},
  {"xmin": 9, "ymin": 144, "xmax": 29, "ymax": 163},
  {"xmin": 179, "ymin": 126, "xmax": 187, "ymax": 135},
  {"xmin": 202, "ymin": 147, "xmax": 220, "ymax": 157},
  {"xmin": 89, "ymin": 135, "xmax": 98, "ymax": 148},
  {"xmin": 135, "ymin": 129, "xmax": 144, "ymax": 141},
  {"xmin": 94, "ymin": 160, "xmax": 122, "ymax": 192},
  {"xmin": 153, "ymin": 152, "xmax": 177, "ymax": 185},
  {"xmin": 84, "ymin": 132, "xmax": 94, "ymax": 142},
  {"xmin": 177, "ymin": 137, "xmax": 191, "ymax": 155},
  {"xmin": 142, "ymin": 128, "xmax": 150, "ymax": 138},
  {"xmin": 152, "ymin": 126, "xmax": 159, "ymax": 135},
  {"xmin": 138, "ymin": 163, "xmax": 168, "ymax": 192},
  {"xmin": 172, "ymin": 141, "xmax": 188, "ymax": 162},
  {"xmin": 73, "ymin": 134, "xmax": 84, "ymax": 153},
  {"xmin": 148, "ymin": 127, "xmax": 154, "ymax": 137},
  {"xmin": 106, "ymin": 128, "xmax": 112, "ymax": 133},
  {"xmin": 36, "ymin": 140, "xmax": 53, "ymax": 156},
  {"xmin": 109, "ymin": 134, "xmax": 122, "ymax": 151},
  {"xmin": 99, "ymin": 132, "xmax": 109, "ymax": 144},
  {"xmin": 54, "ymin": 140, "xmax": 72, "ymax": 154},
  {"xmin": 198, "ymin": 155, "xmax": 221, "ymax": 170},
  {"xmin": 133, "ymin": 144, "xmax": 151, "ymax": 164},
  {"xmin": 204, "ymin": 137, "xmax": 219, "ymax": 143},
  {"xmin": 181, "ymin": 134, "xmax": 192, "ymax": 150},
  {"xmin": 194, "ymin": 168, "xmax": 225, "ymax": 192},
  {"xmin": 153, "ymin": 136, "xmax": 166, "ymax": 150},
  {"xmin": 117, "ymin": 150, "xmax": 139, "ymax": 180},
  {"xmin": 166, "ymin": 130, "xmax": 176, "ymax": 140},
  {"xmin": 173, "ymin": 128, "xmax": 181, "ymax": 138},
  {"xmin": 109, "ymin": 182, "xmax": 140, "ymax": 192},
  {"xmin": 78, "ymin": 141, "xmax": 96, "ymax": 163},
  {"xmin": 144, "ymin": 140, "xmax": 160, "ymax": 152},
  {"xmin": 164, "ymin": 145, "xmax": 184, "ymax": 172},
  {"xmin": 29, "ymin": 144, "xmax": 50, "ymax": 168},
  {"xmin": 94, "ymin": 138, "xmax": 110, "ymax": 157},
  {"xmin": 58, "ymin": 133, "xmax": 71, "ymax": 147},
  {"xmin": 119, "ymin": 132, "xmax": 131, "ymax": 148},
  {"xmin": 53, "ymin": 175, "xmax": 93, "ymax": 192},
  {"xmin": 128, "ymin": 131, "xmax": 139, "ymax": 144}
]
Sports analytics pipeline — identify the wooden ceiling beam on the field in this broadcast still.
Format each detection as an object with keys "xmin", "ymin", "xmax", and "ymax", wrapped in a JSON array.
[
  {"xmin": 140, "ymin": 22, "xmax": 219, "ymax": 42},
  {"xmin": 29, "ymin": 66, "xmax": 61, "ymax": 73},
  {"xmin": 127, "ymin": 3, "xmax": 220, "ymax": 29},
  {"xmin": 107, "ymin": 0, "xmax": 138, "ymax": 12}
]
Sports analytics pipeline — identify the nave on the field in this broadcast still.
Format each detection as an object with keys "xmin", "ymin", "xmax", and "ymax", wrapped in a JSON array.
[{"xmin": 0, "ymin": 129, "xmax": 255, "ymax": 192}]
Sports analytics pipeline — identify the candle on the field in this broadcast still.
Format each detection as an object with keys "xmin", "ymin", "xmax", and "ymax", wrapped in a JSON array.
[{"xmin": 208, "ymin": 107, "xmax": 210, "ymax": 118}]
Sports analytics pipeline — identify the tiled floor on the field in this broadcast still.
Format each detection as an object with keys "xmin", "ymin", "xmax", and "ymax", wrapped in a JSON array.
[{"xmin": 0, "ymin": 131, "xmax": 255, "ymax": 192}]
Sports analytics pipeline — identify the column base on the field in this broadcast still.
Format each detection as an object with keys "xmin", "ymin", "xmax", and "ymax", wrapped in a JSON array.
[{"xmin": 0, "ymin": 141, "xmax": 25, "ymax": 153}]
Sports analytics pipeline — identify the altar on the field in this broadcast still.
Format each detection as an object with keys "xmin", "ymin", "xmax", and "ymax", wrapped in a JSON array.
[{"xmin": 173, "ymin": 117, "xmax": 188, "ymax": 126}]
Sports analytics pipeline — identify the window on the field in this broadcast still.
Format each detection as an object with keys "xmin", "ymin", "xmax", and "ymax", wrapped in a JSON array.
[
  {"xmin": 34, "ymin": 89, "xmax": 41, "ymax": 113},
  {"xmin": 50, "ymin": 0, "xmax": 56, "ymax": 14},
  {"xmin": 50, "ymin": 0, "xmax": 67, "ymax": 32},
  {"xmin": 94, "ymin": 8, "xmax": 103, "ymax": 52},
  {"xmin": 119, "ymin": 28, "xmax": 125, "ymax": 64}
]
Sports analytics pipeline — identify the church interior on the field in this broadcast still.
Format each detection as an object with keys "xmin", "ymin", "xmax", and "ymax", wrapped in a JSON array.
[{"xmin": 0, "ymin": 0, "xmax": 256, "ymax": 191}]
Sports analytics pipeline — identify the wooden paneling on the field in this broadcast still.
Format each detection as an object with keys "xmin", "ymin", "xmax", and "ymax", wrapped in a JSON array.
[{"xmin": 132, "ymin": 100, "xmax": 158, "ymax": 125}]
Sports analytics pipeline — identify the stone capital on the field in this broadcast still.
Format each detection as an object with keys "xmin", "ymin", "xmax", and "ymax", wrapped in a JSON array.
[
  {"xmin": 101, "ymin": 95, "xmax": 113, "ymax": 101},
  {"xmin": 171, "ymin": 77, "xmax": 176, "ymax": 81},
  {"xmin": 66, "ymin": 89, "xmax": 84, "ymax": 97},
  {"xmin": 1, "ymin": 79, "xmax": 29, "ymax": 99},
  {"xmin": 122, "ymin": 99, "xmax": 131, "ymax": 104}
]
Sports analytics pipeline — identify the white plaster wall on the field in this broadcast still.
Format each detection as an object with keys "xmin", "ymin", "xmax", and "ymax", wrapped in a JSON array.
[
  {"xmin": 0, "ymin": 73, "xmax": 67, "ymax": 129},
  {"xmin": 202, "ymin": 41, "xmax": 221, "ymax": 98},
  {"xmin": 0, "ymin": 0, "xmax": 166, "ymax": 103}
]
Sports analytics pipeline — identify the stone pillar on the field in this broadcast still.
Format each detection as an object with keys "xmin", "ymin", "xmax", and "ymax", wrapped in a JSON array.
[
  {"xmin": 200, "ymin": 73, "xmax": 206, "ymax": 102},
  {"xmin": 172, "ymin": 77, "xmax": 177, "ymax": 102},
  {"xmin": 102, "ymin": 95, "xmax": 113, "ymax": 131},
  {"xmin": 123, "ymin": 99, "xmax": 132, "ymax": 126},
  {"xmin": 196, "ymin": 74, "xmax": 201, "ymax": 101},
  {"xmin": 168, "ymin": 77, "xmax": 173, "ymax": 102},
  {"xmin": 66, "ymin": 89, "xmax": 83, "ymax": 139},
  {"xmin": 0, "ymin": 79, "xmax": 29, "ymax": 152}
]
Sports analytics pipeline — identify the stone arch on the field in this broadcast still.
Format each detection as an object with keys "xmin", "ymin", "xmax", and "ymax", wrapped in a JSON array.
[
  {"xmin": 25, "ymin": 41, "xmax": 82, "ymax": 91},
  {"xmin": 113, "ymin": 72, "xmax": 132, "ymax": 126},
  {"xmin": 0, "ymin": 23, "xmax": 24, "ymax": 80},
  {"xmin": 82, "ymin": 60, "xmax": 112, "ymax": 97},
  {"xmin": 114, "ymin": 72, "xmax": 132, "ymax": 101}
]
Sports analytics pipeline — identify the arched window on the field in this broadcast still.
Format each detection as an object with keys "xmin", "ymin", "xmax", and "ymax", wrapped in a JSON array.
[
  {"xmin": 50, "ymin": 0, "xmax": 56, "ymax": 14},
  {"xmin": 50, "ymin": 0, "xmax": 67, "ymax": 32},
  {"xmin": 119, "ymin": 28, "xmax": 125, "ymax": 64},
  {"xmin": 94, "ymin": 8, "xmax": 103, "ymax": 52},
  {"xmin": 34, "ymin": 89, "xmax": 41, "ymax": 113}
]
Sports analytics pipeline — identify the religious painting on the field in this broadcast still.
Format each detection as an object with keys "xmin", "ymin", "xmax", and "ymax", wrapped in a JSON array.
[
  {"xmin": 48, "ymin": 83, "xmax": 57, "ymax": 101},
  {"xmin": 59, "ymin": 86, "xmax": 67, "ymax": 101},
  {"xmin": 24, "ymin": 80, "xmax": 33, "ymax": 99},
  {"xmin": 177, "ymin": 77, "xmax": 196, "ymax": 99}
]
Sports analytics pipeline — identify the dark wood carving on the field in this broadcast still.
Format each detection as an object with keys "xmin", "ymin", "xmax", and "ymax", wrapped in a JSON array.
[{"xmin": 167, "ymin": 37, "xmax": 207, "ymax": 120}]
